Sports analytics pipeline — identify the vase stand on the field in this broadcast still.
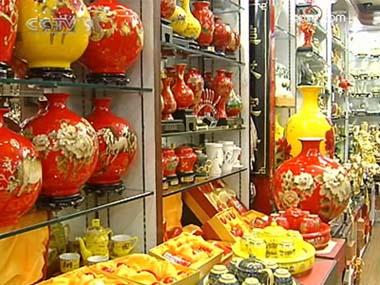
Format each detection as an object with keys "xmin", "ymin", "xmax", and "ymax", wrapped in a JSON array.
[
  {"xmin": 83, "ymin": 182, "xmax": 126, "ymax": 196},
  {"xmin": 86, "ymin": 73, "xmax": 130, "ymax": 85},
  {"xmin": 27, "ymin": 68, "xmax": 76, "ymax": 81},
  {"xmin": 37, "ymin": 193, "xmax": 85, "ymax": 210}
]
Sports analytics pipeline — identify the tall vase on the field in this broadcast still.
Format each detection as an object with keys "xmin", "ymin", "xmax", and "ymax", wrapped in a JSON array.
[
  {"xmin": 273, "ymin": 138, "xmax": 351, "ymax": 222},
  {"xmin": 172, "ymin": 64, "xmax": 194, "ymax": 110},
  {"xmin": 23, "ymin": 93, "xmax": 99, "ymax": 202},
  {"xmin": 192, "ymin": 1, "xmax": 214, "ymax": 47},
  {"xmin": 170, "ymin": 5, "xmax": 188, "ymax": 35},
  {"xmin": 185, "ymin": 67, "xmax": 204, "ymax": 110},
  {"xmin": 86, "ymin": 98, "xmax": 137, "ymax": 189},
  {"xmin": 0, "ymin": 109, "xmax": 42, "ymax": 227},
  {"xmin": 285, "ymin": 86, "xmax": 335, "ymax": 158},
  {"xmin": 213, "ymin": 70, "xmax": 233, "ymax": 122},
  {"xmin": 81, "ymin": 0, "xmax": 144, "ymax": 84},
  {"xmin": 0, "ymin": 0, "xmax": 18, "ymax": 78},
  {"xmin": 161, "ymin": 77, "xmax": 177, "ymax": 120},
  {"xmin": 180, "ymin": 0, "xmax": 201, "ymax": 39},
  {"xmin": 15, "ymin": 0, "xmax": 91, "ymax": 80},
  {"xmin": 213, "ymin": 17, "xmax": 231, "ymax": 54}
]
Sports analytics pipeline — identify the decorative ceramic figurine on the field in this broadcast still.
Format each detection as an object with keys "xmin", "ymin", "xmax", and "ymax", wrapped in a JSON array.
[
  {"xmin": 81, "ymin": 0, "xmax": 144, "ymax": 84},
  {"xmin": 172, "ymin": 64, "xmax": 194, "ymax": 110},
  {"xmin": 77, "ymin": 219, "xmax": 112, "ymax": 261},
  {"xmin": 0, "ymin": 108, "xmax": 42, "ymax": 227},
  {"xmin": 206, "ymin": 143, "xmax": 224, "ymax": 177},
  {"xmin": 0, "ymin": 0, "xmax": 18, "ymax": 78},
  {"xmin": 15, "ymin": 0, "xmax": 91, "ymax": 80},
  {"xmin": 285, "ymin": 86, "xmax": 335, "ymax": 158},
  {"xmin": 185, "ymin": 67, "xmax": 204, "ymax": 110},
  {"xmin": 192, "ymin": 1, "xmax": 214, "ymax": 47},
  {"xmin": 179, "ymin": 0, "xmax": 201, "ymax": 39},
  {"xmin": 86, "ymin": 98, "xmax": 137, "ymax": 190},
  {"xmin": 298, "ymin": 20, "xmax": 315, "ymax": 50},
  {"xmin": 23, "ymin": 93, "xmax": 99, "ymax": 203},
  {"xmin": 273, "ymin": 138, "xmax": 351, "ymax": 222},
  {"xmin": 161, "ymin": 77, "xmax": 177, "ymax": 120},
  {"xmin": 161, "ymin": 0, "xmax": 176, "ymax": 19},
  {"xmin": 213, "ymin": 17, "xmax": 231, "ymax": 54},
  {"xmin": 213, "ymin": 70, "xmax": 233, "ymax": 123}
]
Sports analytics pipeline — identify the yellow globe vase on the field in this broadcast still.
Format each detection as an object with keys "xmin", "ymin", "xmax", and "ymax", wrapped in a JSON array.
[
  {"xmin": 285, "ymin": 86, "xmax": 335, "ymax": 158},
  {"xmin": 170, "ymin": 6, "xmax": 188, "ymax": 35},
  {"xmin": 15, "ymin": 0, "xmax": 91, "ymax": 79},
  {"xmin": 170, "ymin": 0, "xmax": 201, "ymax": 40}
]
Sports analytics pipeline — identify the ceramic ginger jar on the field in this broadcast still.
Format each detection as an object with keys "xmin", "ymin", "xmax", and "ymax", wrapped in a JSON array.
[
  {"xmin": 213, "ymin": 70, "xmax": 233, "ymax": 121},
  {"xmin": 192, "ymin": 1, "xmax": 214, "ymax": 47},
  {"xmin": 0, "ymin": 0, "xmax": 18, "ymax": 78},
  {"xmin": 86, "ymin": 98, "xmax": 137, "ymax": 188},
  {"xmin": 15, "ymin": 0, "xmax": 91, "ymax": 79},
  {"xmin": 0, "ymin": 109, "xmax": 42, "ymax": 227},
  {"xmin": 81, "ymin": 0, "xmax": 144, "ymax": 83},
  {"xmin": 175, "ymin": 146, "xmax": 197, "ymax": 175},
  {"xmin": 172, "ymin": 64, "xmax": 194, "ymax": 110},
  {"xmin": 273, "ymin": 138, "xmax": 351, "ymax": 222},
  {"xmin": 285, "ymin": 86, "xmax": 335, "ymax": 158},
  {"xmin": 23, "ymin": 93, "xmax": 99, "ymax": 199},
  {"xmin": 162, "ymin": 148, "xmax": 179, "ymax": 178},
  {"xmin": 185, "ymin": 67, "xmax": 204, "ymax": 110},
  {"xmin": 161, "ymin": 0, "xmax": 176, "ymax": 19}
]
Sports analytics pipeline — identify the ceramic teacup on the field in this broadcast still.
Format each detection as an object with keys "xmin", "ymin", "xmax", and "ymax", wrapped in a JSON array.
[
  {"xmin": 59, "ymin": 252, "xmax": 80, "ymax": 273},
  {"xmin": 111, "ymin": 234, "xmax": 138, "ymax": 257}
]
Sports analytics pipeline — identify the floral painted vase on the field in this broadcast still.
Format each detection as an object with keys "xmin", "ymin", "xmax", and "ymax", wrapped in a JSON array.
[
  {"xmin": 213, "ymin": 17, "xmax": 231, "ymax": 54},
  {"xmin": 23, "ymin": 93, "xmax": 99, "ymax": 198},
  {"xmin": 179, "ymin": 0, "xmax": 201, "ymax": 39},
  {"xmin": 0, "ymin": 109, "xmax": 42, "ymax": 227},
  {"xmin": 15, "ymin": 0, "xmax": 91, "ymax": 79},
  {"xmin": 162, "ymin": 148, "xmax": 179, "ymax": 178},
  {"xmin": 192, "ymin": 1, "xmax": 214, "ymax": 47},
  {"xmin": 86, "ymin": 98, "xmax": 137, "ymax": 187},
  {"xmin": 161, "ymin": 0, "xmax": 176, "ymax": 19},
  {"xmin": 185, "ymin": 67, "xmax": 204, "ymax": 110},
  {"xmin": 0, "ymin": 0, "xmax": 18, "ymax": 77},
  {"xmin": 172, "ymin": 64, "xmax": 194, "ymax": 110},
  {"xmin": 273, "ymin": 138, "xmax": 351, "ymax": 222},
  {"xmin": 226, "ymin": 31, "xmax": 241, "ymax": 53},
  {"xmin": 161, "ymin": 77, "xmax": 177, "ymax": 120},
  {"xmin": 285, "ymin": 86, "xmax": 335, "ymax": 158},
  {"xmin": 81, "ymin": 0, "xmax": 144, "ymax": 82},
  {"xmin": 175, "ymin": 146, "xmax": 197, "ymax": 174},
  {"xmin": 213, "ymin": 70, "xmax": 233, "ymax": 120}
]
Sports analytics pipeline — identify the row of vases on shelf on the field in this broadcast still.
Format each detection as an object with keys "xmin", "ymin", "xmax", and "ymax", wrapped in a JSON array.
[
  {"xmin": 0, "ymin": 94, "xmax": 137, "ymax": 227},
  {"xmin": 161, "ymin": 64, "xmax": 242, "ymax": 121},
  {"xmin": 162, "ymin": 141, "xmax": 241, "ymax": 187},
  {"xmin": 0, "ymin": 0, "xmax": 143, "ymax": 82},
  {"xmin": 273, "ymin": 85, "xmax": 351, "ymax": 223},
  {"xmin": 161, "ymin": 0, "xmax": 240, "ymax": 54}
]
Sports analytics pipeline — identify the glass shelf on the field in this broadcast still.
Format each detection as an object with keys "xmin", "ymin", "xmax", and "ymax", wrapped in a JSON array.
[
  {"xmin": 213, "ymin": 0, "xmax": 244, "ymax": 14},
  {"xmin": 0, "ymin": 189, "xmax": 153, "ymax": 240},
  {"xmin": 274, "ymin": 25, "xmax": 296, "ymax": 40},
  {"xmin": 0, "ymin": 78, "xmax": 153, "ymax": 93},
  {"xmin": 162, "ymin": 42, "xmax": 244, "ymax": 66},
  {"xmin": 163, "ymin": 167, "xmax": 247, "ymax": 197},
  {"xmin": 162, "ymin": 126, "xmax": 245, "ymax": 138}
]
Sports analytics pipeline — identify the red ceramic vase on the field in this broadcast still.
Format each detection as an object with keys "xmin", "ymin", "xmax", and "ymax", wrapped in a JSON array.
[
  {"xmin": 175, "ymin": 146, "xmax": 197, "ymax": 174},
  {"xmin": 226, "ymin": 31, "xmax": 240, "ymax": 53},
  {"xmin": 0, "ymin": 109, "xmax": 42, "ymax": 227},
  {"xmin": 0, "ymin": 0, "xmax": 18, "ymax": 76},
  {"xmin": 192, "ymin": 1, "xmax": 215, "ymax": 47},
  {"xmin": 86, "ymin": 98, "xmax": 137, "ymax": 186},
  {"xmin": 162, "ymin": 148, "xmax": 179, "ymax": 178},
  {"xmin": 81, "ymin": 0, "xmax": 144, "ymax": 79},
  {"xmin": 213, "ymin": 17, "xmax": 231, "ymax": 53},
  {"xmin": 161, "ymin": 0, "xmax": 175, "ymax": 19},
  {"xmin": 23, "ymin": 93, "xmax": 99, "ymax": 198},
  {"xmin": 185, "ymin": 67, "xmax": 204, "ymax": 110},
  {"xmin": 161, "ymin": 77, "xmax": 177, "ymax": 120},
  {"xmin": 273, "ymin": 138, "xmax": 351, "ymax": 222},
  {"xmin": 213, "ymin": 70, "xmax": 233, "ymax": 120},
  {"xmin": 172, "ymin": 64, "xmax": 194, "ymax": 110}
]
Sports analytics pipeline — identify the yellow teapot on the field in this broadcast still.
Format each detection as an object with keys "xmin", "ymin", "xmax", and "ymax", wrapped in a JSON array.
[{"xmin": 77, "ymin": 219, "xmax": 112, "ymax": 262}]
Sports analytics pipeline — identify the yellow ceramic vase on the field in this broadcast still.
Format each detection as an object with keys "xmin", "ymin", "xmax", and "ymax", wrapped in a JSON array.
[
  {"xmin": 285, "ymin": 86, "xmax": 334, "ymax": 157},
  {"xmin": 275, "ymin": 113, "xmax": 285, "ymax": 141},
  {"xmin": 170, "ymin": 0, "xmax": 201, "ymax": 39},
  {"xmin": 170, "ymin": 5, "xmax": 188, "ymax": 35},
  {"xmin": 15, "ymin": 0, "xmax": 91, "ymax": 71}
]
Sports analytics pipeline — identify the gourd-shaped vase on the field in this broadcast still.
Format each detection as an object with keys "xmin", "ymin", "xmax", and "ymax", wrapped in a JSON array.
[
  {"xmin": 192, "ymin": 1, "xmax": 214, "ymax": 47},
  {"xmin": 213, "ymin": 70, "xmax": 233, "ymax": 121},
  {"xmin": 180, "ymin": 0, "xmax": 201, "ymax": 39},
  {"xmin": 172, "ymin": 64, "xmax": 194, "ymax": 110},
  {"xmin": 185, "ymin": 67, "xmax": 204, "ymax": 110},
  {"xmin": 162, "ymin": 77, "xmax": 177, "ymax": 120}
]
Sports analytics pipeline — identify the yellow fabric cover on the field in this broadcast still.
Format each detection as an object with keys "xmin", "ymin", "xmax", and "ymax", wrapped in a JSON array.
[{"xmin": 0, "ymin": 211, "xmax": 49, "ymax": 285}]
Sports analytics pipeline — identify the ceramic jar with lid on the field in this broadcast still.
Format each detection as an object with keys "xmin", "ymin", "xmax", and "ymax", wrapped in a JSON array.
[
  {"xmin": 274, "ymin": 268, "xmax": 293, "ymax": 285},
  {"xmin": 209, "ymin": 264, "xmax": 229, "ymax": 285},
  {"xmin": 175, "ymin": 146, "xmax": 197, "ymax": 183},
  {"xmin": 217, "ymin": 273, "xmax": 239, "ymax": 285},
  {"xmin": 237, "ymin": 259, "xmax": 274, "ymax": 284},
  {"xmin": 162, "ymin": 148, "xmax": 179, "ymax": 179},
  {"xmin": 242, "ymin": 278, "xmax": 261, "ymax": 285}
]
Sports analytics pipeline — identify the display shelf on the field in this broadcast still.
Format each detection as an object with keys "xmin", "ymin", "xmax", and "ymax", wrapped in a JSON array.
[
  {"xmin": 161, "ymin": 42, "xmax": 244, "ymax": 66},
  {"xmin": 162, "ymin": 126, "xmax": 245, "ymax": 137},
  {"xmin": 0, "ymin": 189, "xmax": 154, "ymax": 240},
  {"xmin": 162, "ymin": 167, "xmax": 248, "ymax": 197},
  {"xmin": 213, "ymin": 0, "xmax": 244, "ymax": 14},
  {"xmin": 0, "ymin": 78, "xmax": 153, "ymax": 93},
  {"xmin": 275, "ymin": 25, "xmax": 296, "ymax": 40}
]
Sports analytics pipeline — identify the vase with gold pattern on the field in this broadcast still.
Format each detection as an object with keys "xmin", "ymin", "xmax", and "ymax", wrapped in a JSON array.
[
  {"xmin": 15, "ymin": 0, "xmax": 91, "ymax": 80},
  {"xmin": 285, "ymin": 86, "xmax": 335, "ymax": 158}
]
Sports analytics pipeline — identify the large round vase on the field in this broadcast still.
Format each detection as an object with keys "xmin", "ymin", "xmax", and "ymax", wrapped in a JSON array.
[
  {"xmin": 213, "ymin": 70, "xmax": 233, "ymax": 120},
  {"xmin": 285, "ymin": 86, "xmax": 335, "ymax": 158},
  {"xmin": 81, "ymin": 0, "xmax": 144, "ymax": 83},
  {"xmin": 15, "ymin": 0, "xmax": 91, "ymax": 79},
  {"xmin": 23, "ymin": 93, "xmax": 99, "ymax": 198},
  {"xmin": 273, "ymin": 138, "xmax": 351, "ymax": 222},
  {"xmin": 86, "ymin": 98, "xmax": 137, "ymax": 187},
  {"xmin": 0, "ymin": 0, "xmax": 18, "ymax": 78},
  {"xmin": 192, "ymin": 1, "xmax": 214, "ymax": 47},
  {"xmin": 213, "ymin": 17, "xmax": 231, "ymax": 54},
  {"xmin": 0, "ymin": 109, "xmax": 42, "ymax": 227},
  {"xmin": 172, "ymin": 64, "xmax": 194, "ymax": 110}
]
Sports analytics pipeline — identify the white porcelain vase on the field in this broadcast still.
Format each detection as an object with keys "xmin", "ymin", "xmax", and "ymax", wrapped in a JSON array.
[{"xmin": 206, "ymin": 143, "xmax": 224, "ymax": 177}]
